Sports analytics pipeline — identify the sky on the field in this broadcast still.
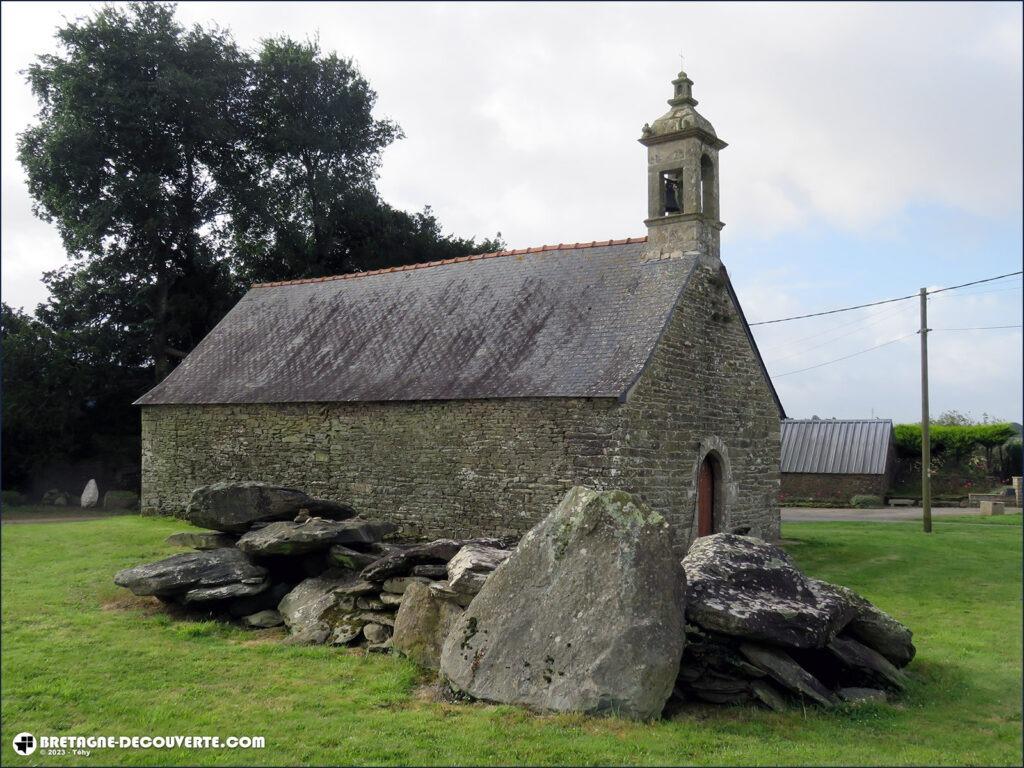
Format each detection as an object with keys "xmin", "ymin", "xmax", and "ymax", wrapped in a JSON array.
[{"xmin": 2, "ymin": 1, "xmax": 1022, "ymax": 423}]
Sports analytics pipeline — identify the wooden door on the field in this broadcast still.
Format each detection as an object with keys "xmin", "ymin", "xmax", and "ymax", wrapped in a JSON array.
[{"xmin": 697, "ymin": 456, "xmax": 715, "ymax": 537}]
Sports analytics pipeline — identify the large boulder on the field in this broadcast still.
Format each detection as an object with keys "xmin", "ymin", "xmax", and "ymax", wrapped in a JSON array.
[
  {"xmin": 683, "ymin": 534, "xmax": 856, "ymax": 649},
  {"xmin": 277, "ymin": 570, "xmax": 362, "ymax": 645},
  {"xmin": 182, "ymin": 482, "xmax": 355, "ymax": 533},
  {"xmin": 392, "ymin": 581, "xmax": 464, "ymax": 670},
  {"xmin": 113, "ymin": 548, "xmax": 269, "ymax": 603},
  {"xmin": 440, "ymin": 486, "xmax": 687, "ymax": 720},
  {"xmin": 236, "ymin": 518, "xmax": 397, "ymax": 557},
  {"xmin": 80, "ymin": 479, "xmax": 100, "ymax": 508}
]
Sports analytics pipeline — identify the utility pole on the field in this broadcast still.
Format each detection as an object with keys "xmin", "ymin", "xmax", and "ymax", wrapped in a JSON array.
[{"xmin": 920, "ymin": 287, "xmax": 932, "ymax": 533}]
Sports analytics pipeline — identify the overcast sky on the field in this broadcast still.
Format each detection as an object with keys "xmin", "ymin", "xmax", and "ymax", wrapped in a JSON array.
[{"xmin": 2, "ymin": 1, "xmax": 1021, "ymax": 422}]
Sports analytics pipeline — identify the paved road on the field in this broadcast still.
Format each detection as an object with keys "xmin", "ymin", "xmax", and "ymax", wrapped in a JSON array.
[{"xmin": 781, "ymin": 506, "xmax": 1011, "ymax": 522}]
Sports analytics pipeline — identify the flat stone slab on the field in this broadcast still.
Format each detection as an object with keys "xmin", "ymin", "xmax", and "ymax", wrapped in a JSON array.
[
  {"xmin": 237, "ymin": 518, "xmax": 397, "ymax": 556},
  {"xmin": 739, "ymin": 643, "xmax": 834, "ymax": 708},
  {"xmin": 360, "ymin": 537, "xmax": 514, "ymax": 582},
  {"xmin": 441, "ymin": 486, "xmax": 687, "ymax": 721},
  {"xmin": 446, "ymin": 544, "xmax": 510, "ymax": 596},
  {"xmin": 114, "ymin": 548, "xmax": 269, "ymax": 602},
  {"xmin": 166, "ymin": 531, "xmax": 238, "ymax": 551},
  {"xmin": 810, "ymin": 580, "xmax": 915, "ymax": 668},
  {"xmin": 183, "ymin": 482, "xmax": 315, "ymax": 532},
  {"xmin": 683, "ymin": 534, "xmax": 856, "ymax": 649},
  {"xmin": 826, "ymin": 635, "xmax": 907, "ymax": 692}
]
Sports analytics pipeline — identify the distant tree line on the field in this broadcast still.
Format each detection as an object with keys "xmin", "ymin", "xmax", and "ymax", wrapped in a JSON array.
[{"xmin": 2, "ymin": 3, "xmax": 502, "ymax": 493}]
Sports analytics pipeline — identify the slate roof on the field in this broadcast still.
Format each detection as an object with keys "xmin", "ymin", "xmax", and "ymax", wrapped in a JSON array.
[
  {"xmin": 780, "ymin": 419, "xmax": 894, "ymax": 475},
  {"xmin": 136, "ymin": 238, "xmax": 782, "ymax": 409}
]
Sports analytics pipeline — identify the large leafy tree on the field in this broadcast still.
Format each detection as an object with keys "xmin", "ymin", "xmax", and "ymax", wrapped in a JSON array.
[
  {"xmin": 10, "ymin": 5, "xmax": 503, "ymax": 494},
  {"xmin": 17, "ymin": 2, "xmax": 245, "ymax": 379},
  {"xmin": 227, "ymin": 37, "xmax": 501, "ymax": 285}
]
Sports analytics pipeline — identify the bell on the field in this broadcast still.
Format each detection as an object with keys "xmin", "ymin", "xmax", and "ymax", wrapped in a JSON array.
[{"xmin": 663, "ymin": 179, "xmax": 681, "ymax": 214}]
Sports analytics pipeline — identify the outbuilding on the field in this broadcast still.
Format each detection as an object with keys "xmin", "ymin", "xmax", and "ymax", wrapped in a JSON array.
[{"xmin": 780, "ymin": 419, "xmax": 896, "ymax": 503}]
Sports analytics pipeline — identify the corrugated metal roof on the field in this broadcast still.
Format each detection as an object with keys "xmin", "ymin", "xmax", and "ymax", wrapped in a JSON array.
[
  {"xmin": 137, "ymin": 241, "xmax": 702, "ymax": 405},
  {"xmin": 780, "ymin": 419, "xmax": 893, "ymax": 475}
]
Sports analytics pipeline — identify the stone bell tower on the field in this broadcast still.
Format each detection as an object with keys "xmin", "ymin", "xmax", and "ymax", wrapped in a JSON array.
[{"xmin": 640, "ymin": 69, "xmax": 727, "ymax": 261}]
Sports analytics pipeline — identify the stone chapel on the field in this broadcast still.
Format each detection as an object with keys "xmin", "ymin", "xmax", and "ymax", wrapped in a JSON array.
[{"xmin": 136, "ymin": 69, "xmax": 785, "ymax": 550}]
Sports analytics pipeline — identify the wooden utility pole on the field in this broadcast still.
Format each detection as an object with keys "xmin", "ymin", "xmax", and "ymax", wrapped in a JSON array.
[{"xmin": 920, "ymin": 287, "xmax": 932, "ymax": 533}]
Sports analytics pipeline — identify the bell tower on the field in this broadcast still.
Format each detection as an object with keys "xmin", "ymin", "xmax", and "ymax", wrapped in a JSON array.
[{"xmin": 640, "ymin": 69, "xmax": 727, "ymax": 261}]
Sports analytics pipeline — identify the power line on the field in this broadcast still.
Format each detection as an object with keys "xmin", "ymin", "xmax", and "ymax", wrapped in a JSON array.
[
  {"xmin": 770, "ymin": 333, "xmax": 916, "ymax": 378},
  {"xmin": 751, "ymin": 293, "xmax": 916, "ymax": 327},
  {"xmin": 763, "ymin": 301, "xmax": 915, "ymax": 364},
  {"xmin": 749, "ymin": 270, "xmax": 1023, "ymax": 326},
  {"xmin": 927, "ymin": 271, "xmax": 1023, "ymax": 296},
  {"xmin": 758, "ymin": 298, "xmax": 913, "ymax": 355}
]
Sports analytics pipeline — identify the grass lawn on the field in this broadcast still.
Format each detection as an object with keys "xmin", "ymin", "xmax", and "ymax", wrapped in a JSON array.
[
  {"xmin": 1, "ymin": 515, "xmax": 1020, "ymax": 766},
  {"xmin": 1, "ymin": 505, "xmax": 137, "ymax": 522}
]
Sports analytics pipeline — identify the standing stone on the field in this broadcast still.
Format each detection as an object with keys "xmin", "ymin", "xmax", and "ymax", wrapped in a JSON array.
[
  {"xmin": 440, "ymin": 487, "xmax": 687, "ymax": 721},
  {"xmin": 392, "ymin": 581, "xmax": 464, "ymax": 670},
  {"xmin": 80, "ymin": 479, "xmax": 99, "ymax": 508}
]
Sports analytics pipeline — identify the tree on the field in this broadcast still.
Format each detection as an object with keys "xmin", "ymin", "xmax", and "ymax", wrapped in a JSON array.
[
  {"xmin": 17, "ymin": 2, "xmax": 246, "ymax": 380},
  {"xmin": 226, "ymin": 37, "xmax": 501, "ymax": 285},
  {"xmin": 1, "ymin": 303, "xmax": 148, "ymax": 490},
  {"xmin": 11, "ymin": 5, "xmax": 505, "ymax": 494}
]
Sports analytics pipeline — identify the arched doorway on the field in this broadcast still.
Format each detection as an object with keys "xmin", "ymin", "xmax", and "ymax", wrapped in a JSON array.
[{"xmin": 697, "ymin": 453, "xmax": 719, "ymax": 537}]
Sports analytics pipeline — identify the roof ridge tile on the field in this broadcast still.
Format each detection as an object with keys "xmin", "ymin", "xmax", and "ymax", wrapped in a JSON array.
[{"xmin": 252, "ymin": 237, "xmax": 649, "ymax": 289}]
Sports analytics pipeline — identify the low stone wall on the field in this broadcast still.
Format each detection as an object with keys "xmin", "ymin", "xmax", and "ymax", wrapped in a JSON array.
[{"xmin": 781, "ymin": 472, "xmax": 889, "ymax": 504}]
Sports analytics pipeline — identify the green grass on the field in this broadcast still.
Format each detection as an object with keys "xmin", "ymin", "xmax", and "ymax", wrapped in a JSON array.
[
  {"xmin": 2, "ymin": 516, "xmax": 1021, "ymax": 766},
  {"xmin": 1, "ymin": 504, "xmax": 136, "ymax": 521}
]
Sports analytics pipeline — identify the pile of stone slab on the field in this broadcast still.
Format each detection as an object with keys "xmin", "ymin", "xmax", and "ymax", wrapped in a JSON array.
[
  {"xmin": 674, "ymin": 533, "xmax": 915, "ymax": 710},
  {"xmin": 113, "ymin": 482, "xmax": 514, "ymax": 649},
  {"xmin": 114, "ymin": 482, "xmax": 916, "ymax": 720}
]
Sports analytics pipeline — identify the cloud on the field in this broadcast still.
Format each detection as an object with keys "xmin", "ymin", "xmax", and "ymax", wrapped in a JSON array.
[{"xmin": 1, "ymin": 2, "xmax": 1021, "ymax": 419}]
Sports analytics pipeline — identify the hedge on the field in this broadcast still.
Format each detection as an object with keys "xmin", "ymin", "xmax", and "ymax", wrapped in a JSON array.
[{"xmin": 893, "ymin": 423, "xmax": 1018, "ymax": 459}]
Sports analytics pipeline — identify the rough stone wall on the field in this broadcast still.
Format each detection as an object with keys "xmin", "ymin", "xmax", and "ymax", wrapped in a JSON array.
[
  {"xmin": 140, "ymin": 256, "xmax": 780, "ymax": 546},
  {"xmin": 141, "ymin": 398, "xmax": 622, "ymax": 539},
  {"xmin": 614, "ymin": 256, "xmax": 781, "ymax": 550},
  {"xmin": 781, "ymin": 472, "xmax": 889, "ymax": 503}
]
